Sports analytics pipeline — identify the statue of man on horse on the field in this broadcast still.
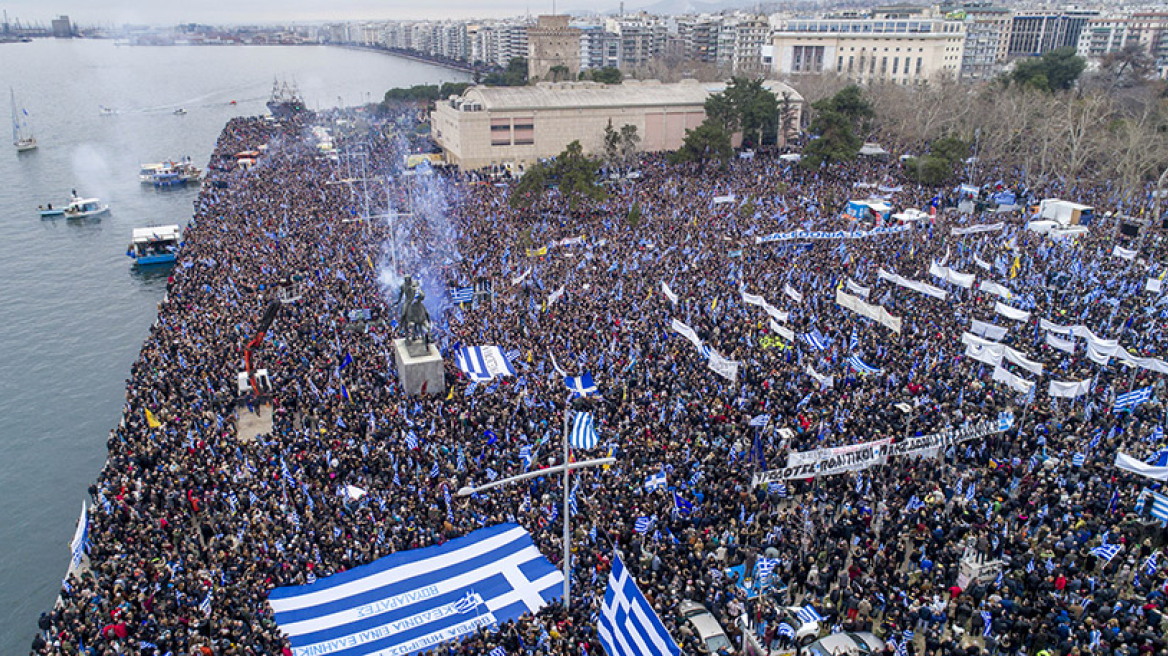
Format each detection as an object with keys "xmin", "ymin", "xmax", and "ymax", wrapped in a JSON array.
[{"xmin": 396, "ymin": 275, "xmax": 432, "ymax": 345}]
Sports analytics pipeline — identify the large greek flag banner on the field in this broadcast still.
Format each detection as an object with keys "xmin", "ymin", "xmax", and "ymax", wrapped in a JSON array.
[
  {"xmin": 455, "ymin": 346, "xmax": 516, "ymax": 382},
  {"xmin": 269, "ymin": 524, "xmax": 562, "ymax": 656},
  {"xmin": 599, "ymin": 553, "xmax": 682, "ymax": 656}
]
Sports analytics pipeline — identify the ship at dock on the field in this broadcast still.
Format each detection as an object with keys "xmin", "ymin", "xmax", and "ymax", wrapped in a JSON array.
[{"xmin": 266, "ymin": 78, "xmax": 305, "ymax": 118}]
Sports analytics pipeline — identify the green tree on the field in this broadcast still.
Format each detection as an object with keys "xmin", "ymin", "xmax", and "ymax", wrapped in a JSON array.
[
  {"xmin": 1006, "ymin": 47, "xmax": 1086, "ymax": 92},
  {"xmin": 670, "ymin": 120, "xmax": 733, "ymax": 167},
  {"xmin": 901, "ymin": 134, "xmax": 969, "ymax": 185},
  {"xmin": 703, "ymin": 77, "xmax": 779, "ymax": 148},
  {"xmin": 511, "ymin": 141, "xmax": 606, "ymax": 213},
  {"xmin": 588, "ymin": 67, "xmax": 623, "ymax": 84},
  {"xmin": 801, "ymin": 110, "xmax": 861, "ymax": 169},
  {"xmin": 618, "ymin": 124, "xmax": 641, "ymax": 168},
  {"xmin": 603, "ymin": 120, "xmax": 621, "ymax": 169},
  {"xmin": 548, "ymin": 64, "xmax": 571, "ymax": 82},
  {"xmin": 483, "ymin": 57, "xmax": 529, "ymax": 86},
  {"xmin": 814, "ymin": 84, "xmax": 874, "ymax": 132}
]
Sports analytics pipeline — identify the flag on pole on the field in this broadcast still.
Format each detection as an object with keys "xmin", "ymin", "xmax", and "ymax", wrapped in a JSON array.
[
  {"xmin": 565, "ymin": 372, "xmax": 598, "ymax": 396},
  {"xmin": 1090, "ymin": 543, "xmax": 1122, "ymax": 563},
  {"xmin": 673, "ymin": 491, "xmax": 693, "ymax": 516},
  {"xmin": 570, "ymin": 412, "xmax": 599, "ymax": 450},
  {"xmin": 1114, "ymin": 387, "xmax": 1153, "ymax": 413},
  {"xmin": 598, "ymin": 553, "xmax": 681, "ymax": 655}
]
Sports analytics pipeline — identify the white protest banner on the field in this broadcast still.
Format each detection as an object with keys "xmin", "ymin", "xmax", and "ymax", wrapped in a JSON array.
[
  {"xmin": 886, "ymin": 413, "xmax": 1015, "ymax": 458},
  {"xmin": 836, "ymin": 289, "xmax": 902, "ymax": 334},
  {"xmin": 783, "ymin": 283, "xmax": 804, "ymax": 304},
  {"xmin": 970, "ymin": 319, "xmax": 1009, "ymax": 341},
  {"xmin": 1045, "ymin": 332, "xmax": 1075, "ymax": 353},
  {"xmin": 950, "ymin": 222, "xmax": 1005, "ymax": 236},
  {"xmin": 763, "ymin": 303, "xmax": 789, "ymax": 323},
  {"xmin": 1113, "ymin": 245, "xmax": 1137, "ymax": 261},
  {"xmin": 994, "ymin": 302, "xmax": 1031, "ymax": 323},
  {"xmin": 661, "ymin": 281, "xmax": 678, "ymax": 304},
  {"xmin": 1115, "ymin": 452, "xmax": 1168, "ymax": 481},
  {"xmin": 671, "ymin": 318, "xmax": 703, "ymax": 351},
  {"xmin": 978, "ymin": 280, "xmax": 1013, "ymax": 300},
  {"xmin": 740, "ymin": 289, "xmax": 767, "ymax": 307},
  {"xmin": 755, "ymin": 224, "xmax": 910, "ymax": 244},
  {"xmin": 1003, "ymin": 347, "xmax": 1043, "ymax": 376},
  {"xmin": 805, "ymin": 364, "xmax": 833, "ymax": 388},
  {"xmin": 1147, "ymin": 278, "xmax": 1163, "ymax": 293},
  {"xmin": 756, "ymin": 439, "xmax": 891, "ymax": 484},
  {"xmin": 992, "ymin": 365, "xmax": 1035, "ymax": 394},
  {"xmin": 846, "ymin": 279, "xmax": 870, "ymax": 299},
  {"xmin": 511, "ymin": 268, "xmax": 533, "ymax": 286},
  {"xmin": 929, "ymin": 261, "xmax": 976, "ymax": 288},
  {"xmin": 878, "ymin": 268, "xmax": 949, "ymax": 300},
  {"xmin": 707, "ymin": 349, "xmax": 740, "ymax": 382},
  {"xmin": 770, "ymin": 319, "xmax": 795, "ymax": 342},
  {"xmin": 1048, "ymin": 379, "xmax": 1092, "ymax": 399}
]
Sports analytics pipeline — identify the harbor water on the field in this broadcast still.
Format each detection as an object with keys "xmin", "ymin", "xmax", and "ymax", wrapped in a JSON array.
[{"xmin": 0, "ymin": 38, "xmax": 465, "ymax": 653}]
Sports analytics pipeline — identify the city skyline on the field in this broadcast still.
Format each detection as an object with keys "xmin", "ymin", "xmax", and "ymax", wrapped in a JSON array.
[{"xmin": 1, "ymin": 0, "xmax": 671, "ymax": 27}]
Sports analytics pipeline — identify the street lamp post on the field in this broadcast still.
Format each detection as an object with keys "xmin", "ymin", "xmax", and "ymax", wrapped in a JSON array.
[{"xmin": 456, "ymin": 450, "xmax": 615, "ymax": 611}]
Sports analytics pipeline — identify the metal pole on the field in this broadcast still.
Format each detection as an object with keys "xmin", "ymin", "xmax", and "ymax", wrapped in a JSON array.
[
  {"xmin": 562, "ymin": 393, "xmax": 572, "ymax": 609},
  {"xmin": 455, "ymin": 457, "xmax": 615, "ymax": 496}
]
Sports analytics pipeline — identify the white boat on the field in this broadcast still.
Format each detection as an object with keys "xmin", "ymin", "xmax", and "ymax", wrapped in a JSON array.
[
  {"xmin": 127, "ymin": 225, "xmax": 181, "ymax": 266},
  {"xmin": 173, "ymin": 108, "xmax": 187, "ymax": 115},
  {"xmin": 139, "ymin": 162, "xmax": 167, "ymax": 183},
  {"xmin": 63, "ymin": 197, "xmax": 110, "ymax": 219},
  {"xmin": 10, "ymin": 87, "xmax": 36, "ymax": 152},
  {"xmin": 99, "ymin": 106, "xmax": 118, "ymax": 117}
]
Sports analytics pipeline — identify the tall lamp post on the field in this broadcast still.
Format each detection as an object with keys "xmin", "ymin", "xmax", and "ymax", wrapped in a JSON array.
[{"xmin": 456, "ymin": 420, "xmax": 612, "ymax": 612}]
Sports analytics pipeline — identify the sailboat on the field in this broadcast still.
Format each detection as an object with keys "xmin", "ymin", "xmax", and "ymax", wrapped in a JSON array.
[{"xmin": 11, "ymin": 87, "xmax": 37, "ymax": 152}]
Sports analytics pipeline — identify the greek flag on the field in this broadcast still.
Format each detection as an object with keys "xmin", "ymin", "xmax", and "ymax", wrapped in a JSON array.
[
  {"xmin": 519, "ymin": 446, "xmax": 533, "ymax": 470},
  {"xmin": 565, "ymin": 372, "xmax": 598, "ymax": 396},
  {"xmin": 1072, "ymin": 453, "xmax": 1086, "ymax": 467},
  {"xmin": 777, "ymin": 622, "xmax": 796, "ymax": 639},
  {"xmin": 796, "ymin": 606, "xmax": 825, "ymax": 624},
  {"xmin": 749, "ymin": 414, "xmax": 771, "ymax": 427},
  {"xmin": 1114, "ymin": 386, "xmax": 1153, "ymax": 413},
  {"xmin": 69, "ymin": 501, "xmax": 89, "ymax": 570},
  {"xmin": 905, "ymin": 495, "xmax": 924, "ymax": 512},
  {"xmin": 645, "ymin": 471, "xmax": 667, "ymax": 492},
  {"xmin": 980, "ymin": 611, "xmax": 993, "ymax": 636},
  {"xmin": 1090, "ymin": 543, "xmax": 1122, "ymax": 563},
  {"xmin": 405, "ymin": 432, "xmax": 418, "ymax": 450},
  {"xmin": 769, "ymin": 482, "xmax": 787, "ymax": 497},
  {"xmin": 800, "ymin": 332, "xmax": 828, "ymax": 351},
  {"xmin": 570, "ymin": 412, "xmax": 599, "ymax": 450},
  {"xmin": 634, "ymin": 516, "xmax": 655, "ymax": 534},
  {"xmin": 847, "ymin": 355, "xmax": 882, "ymax": 375},
  {"xmin": 450, "ymin": 287, "xmax": 475, "ymax": 304},
  {"xmin": 200, "ymin": 591, "xmax": 212, "ymax": 617},
  {"xmin": 455, "ymin": 346, "xmax": 516, "ymax": 382},
  {"xmin": 1144, "ymin": 552, "xmax": 1159, "ymax": 576},
  {"xmin": 269, "ymin": 524, "xmax": 563, "ymax": 656},
  {"xmin": 489, "ymin": 647, "xmax": 506, "ymax": 656},
  {"xmin": 1150, "ymin": 491, "xmax": 1168, "ymax": 522},
  {"xmin": 598, "ymin": 553, "xmax": 682, "ymax": 656},
  {"xmin": 756, "ymin": 557, "xmax": 778, "ymax": 580}
]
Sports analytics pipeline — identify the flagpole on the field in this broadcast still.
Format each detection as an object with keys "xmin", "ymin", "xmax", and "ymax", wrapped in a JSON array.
[{"xmin": 562, "ymin": 392, "xmax": 573, "ymax": 610}]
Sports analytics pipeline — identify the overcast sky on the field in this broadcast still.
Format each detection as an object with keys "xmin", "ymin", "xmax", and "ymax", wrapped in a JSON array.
[{"xmin": 4, "ymin": 0, "xmax": 634, "ymax": 27}]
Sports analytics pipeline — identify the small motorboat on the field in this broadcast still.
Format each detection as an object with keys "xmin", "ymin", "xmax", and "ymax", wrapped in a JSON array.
[
  {"xmin": 38, "ymin": 203, "xmax": 64, "ymax": 218},
  {"xmin": 127, "ymin": 225, "xmax": 181, "ymax": 266},
  {"xmin": 63, "ymin": 197, "xmax": 110, "ymax": 219},
  {"xmin": 173, "ymin": 108, "xmax": 187, "ymax": 115},
  {"xmin": 99, "ymin": 106, "xmax": 118, "ymax": 116}
]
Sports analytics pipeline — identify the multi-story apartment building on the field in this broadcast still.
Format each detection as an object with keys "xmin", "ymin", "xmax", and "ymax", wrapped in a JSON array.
[
  {"xmin": 605, "ymin": 16, "xmax": 668, "ymax": 68},
  {"xmin": 1008, "ymin": 9, "xmax": 1098, "ymax": 58},
  {"xmin": 676, "ymin": 15, "xmax": 722, "ymax": 63},
  {"xmin": 578, "ymin": 24, "xmax": 621, "ymax": 70},
  {"xmin": 941, "ymin": 3, "xmax": 1012, "ymax": 79},
  {"xmin": 1077, "ymin": 11, "xmax": 1168, "ymax": 79},
  {"xmin": 771, "ymin": 13, "xmax": 966, "ymax": 84}
]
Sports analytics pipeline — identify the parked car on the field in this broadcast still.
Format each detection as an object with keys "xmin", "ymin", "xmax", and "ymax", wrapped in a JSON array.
[
  {"xmin": 805, "ymin": 632, "xmax": 885, "ymax": 656},
  {"xmin": 679, "ymin": 600, "xmax": 736, "ymax": 654},
  {"xmin": 778, "ymin": 606, "xmax": 823, "ymax": 645}
]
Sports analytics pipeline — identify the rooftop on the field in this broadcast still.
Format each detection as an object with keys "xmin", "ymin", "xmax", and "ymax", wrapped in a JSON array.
[{"xmin": 453, "ymin": 79, "xmax": 803, "ymax": 112}]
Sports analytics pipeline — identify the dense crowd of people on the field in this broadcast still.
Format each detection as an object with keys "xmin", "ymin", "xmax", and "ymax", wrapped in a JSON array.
[{"xmin": 29, "ymin": 107, "xmax": 1168, "ymax": 656}]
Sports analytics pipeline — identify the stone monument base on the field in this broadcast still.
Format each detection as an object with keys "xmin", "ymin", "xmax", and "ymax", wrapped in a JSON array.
[{"xmin": 393, "ymin": 338, "xmax": 445, "ymax": 396}]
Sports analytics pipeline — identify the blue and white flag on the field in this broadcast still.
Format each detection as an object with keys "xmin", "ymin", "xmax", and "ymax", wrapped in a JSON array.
[
  {"xmin": 598, "ymin": 553, "xmax": 682, "ymax": 656},
  {"xmin": 673, "ymin": 491, "xmax": 694, "ymax": 516},
  {"xmin": 200, "ymin": 591, "xmax": 212, "ymax": 617},
  {"xmin": 1151, "ymin": 490, "xmax": 1168, "ymax": 522},
  {"xmin": 450, "ymin": 287, "xmax": 475, "ymax": 304},
  {"xmin": 1114, "ymin": 386, "xmax": 1153, "ymax": 413},
  {"xmin": 800, "ymin": 332, "xmax": 828, "ymax": 352},
  {"xmin": 269, "ymin": 524, "xmax": 563, "ymax": 656},
  {"xmin": 1143, "ymin": 551, "xmax": 1159, "ymax": 576},
  {"xmin": 570, "ymin": 412, "xmax": 599, "ymax": 450},
  {"xmin": 749, "ymin": 414, "xmax": 771, "ymax": 428},
  {"xmin": 1090, "ymin": 543, "xmax": 1122, "ymax": 563},
  {"xmin": 455, "ymin": 346, "xmax": 516, "ymax": 382},
  {"xmin": 777, "ymin": 622, "xmax": 796, "ymax": 639},
  {"xmin": 69, "ymin": 501, "xmax": 89, "ymax": 570},
  {"xmin": 634, "ymin": 516, "xmax": 655, "ymax": 534},
  {"xmin": 645, "ymin": 471, "xmax": 667, "ymax": 492},
  {"xmin": 1072, "ymin": 453, "xmax": 1086, "ymax": 467},
  {"xmin": 796, "ymin": 606, "xmax": 825, "ymax": 624},
  {"xmin": 847, "ymin": 355, "xmax": 883, "ymax": 375},
  {"xmin": 565, "ymin": 372, "xmax": 598, "ymax": 396},
  {"xmin": 980, "ymin": 611, "xmax": 993, "ymax": 636}
]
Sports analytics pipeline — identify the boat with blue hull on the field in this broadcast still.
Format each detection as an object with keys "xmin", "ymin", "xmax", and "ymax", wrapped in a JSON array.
[{"xmin": 127, "ymin": 225, "xmax": 181, "ymax": 266}]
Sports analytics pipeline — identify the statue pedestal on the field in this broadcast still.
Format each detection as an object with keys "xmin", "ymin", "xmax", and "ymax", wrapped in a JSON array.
[{"xmin": 393, "ymin": 338, "xmax": 445, "ymax": 396}]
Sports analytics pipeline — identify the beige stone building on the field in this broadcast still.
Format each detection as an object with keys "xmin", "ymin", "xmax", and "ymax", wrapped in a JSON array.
[
  {"xmin": 527, "ymin": 15, "xmax": 581, "ymax": 82},
  {"xmin": 430, "ymin": 79, "xmax": 803, "ymax": 172},
  {"xmin": 771, "ymin": 15, "xmax": 966, "ymax": 84}
]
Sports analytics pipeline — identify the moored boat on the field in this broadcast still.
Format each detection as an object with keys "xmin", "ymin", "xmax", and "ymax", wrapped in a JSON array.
[{"xmin": 127, "ymin": 225, "xmax": 181, "ymax": 266}]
